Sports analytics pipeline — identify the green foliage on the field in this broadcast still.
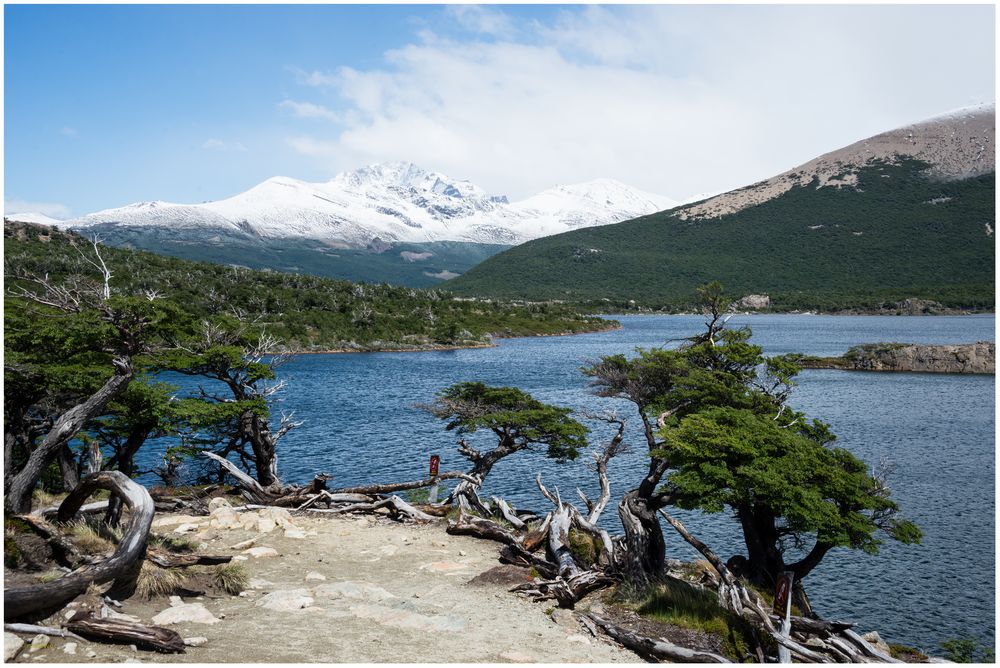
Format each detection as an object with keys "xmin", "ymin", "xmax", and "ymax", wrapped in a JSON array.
[
  {"xmin": 637, "ymin": 578, "xmax": 755, "ymax": 661},
  {"xmin": 447, "ymin": 160, "xmax": 994, "ymax": 310},
  {"xmin": 939, "ymin": 637, "xmax": 995, "ymax": 663},
  {"xmin": 432, "ymin": 382, "xmax": 588, "ymax": 462},
  {"xmin": 5, "ymin": 222, "xmax": 611, "ymax": 353}
]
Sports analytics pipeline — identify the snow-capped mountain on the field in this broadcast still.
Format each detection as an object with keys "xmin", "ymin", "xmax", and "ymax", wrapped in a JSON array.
[
  {"xmin": 56, "ymin": 163, "xmax": 676, "ymax": 247},
  {"xmin": 4, "ymin": 211, "xmax": 67, "ymax": 226}
]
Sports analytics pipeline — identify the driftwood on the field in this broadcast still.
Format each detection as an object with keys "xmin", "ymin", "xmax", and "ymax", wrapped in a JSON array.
[
  {"xmin": 446, "ymin": 510, "xmax": 520, "ymax": 546},
  {"xmin": 12, "ymin": 514, "xmax": 95, "ymax": 568},
  {"xmin": 66, "ymin": 612, "xmax": 185, "ymax": 653},
  {"xmin": 586, "ymin": 613, "xmax": 731, "ymax": 663},
  {"xmin": 145, "ymin": 548, "xmax": 232, "ymax": 569},
  {"xmin": 498, "ymin": 543, "xmax": 560, "ymax": 579},
  {"xmin": 511, "ymin": 571, "xmax": 615, "ymax": 609},
  {"xmin": 4, "ymin": 623, "xmax": 84, "ymax": 641},
  {"xmin": 4, "ymin": 472, "xmax": 155, "ymax": 621}
]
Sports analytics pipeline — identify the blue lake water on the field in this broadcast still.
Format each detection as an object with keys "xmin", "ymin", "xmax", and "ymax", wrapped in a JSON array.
[{"xmin": 142, "ymin": 314, "xmax": 995, "ymax": 652}]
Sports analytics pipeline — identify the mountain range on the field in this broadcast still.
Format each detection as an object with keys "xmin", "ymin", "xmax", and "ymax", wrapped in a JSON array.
[
  {"xmin": 6, "ymin": 164, "xmax": 675, "ymax": 286},
  {"xmin": 445, "ymin": 104, "xmax": 996, "ymax": 310}
]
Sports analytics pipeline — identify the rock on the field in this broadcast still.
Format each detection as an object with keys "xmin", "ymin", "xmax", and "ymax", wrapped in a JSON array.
[
  {"xmin": 304, "ymin": 572, "xmax": 326, "ymax": 582},
  {"xmin": 734, "ymin": 294, "xmax": 771, "ymax": 311},
  {"xmin": 418, "ymin": 561, "xmax": 469, "ymax": 573},
  {"xmin": 284, "ymin": 529, "xmax": 307, "ymax": 539},
  {"xmin": 458, "ymin": 550, "xmax": 467, "ymax": 556},
  {"xmin": 64, "ymin": 609, "xmax": 77, "ymax": 621},
  {"xmin": 86, "ymin": 651, "xmax": 98, "ymax": 658},
  {"xmin": 347, "ymin": 603, "xmax": 465, "ymax": 632},
  {"xmin": 248, "ymin": 578, "xmax": 274, "ymax": 590},
  {"xmin": 862, "ymin": 631, "xmax": 892, "ymax": 656},
  {"xmin": 151, "ymin": 514, "xmax": 203, "ymax": 528},
  {"xmin": 209, "ymin": 506, "xmax": 239, "ymax": 529},
  {"xmin": 173, "ymin": 523, "xmax": 202, "ymax": 534},
  {"xmin": 207, "ymin": 497, "xmax": 232, "ymax": 511},
  {"xmin": 256, "ymin": 517, "xmax": 277, "ymax": 534},
  {"xmin": 244, "ymin": 546, "xmax": 278, "ymax": 559},
  {"xmin": 182, "ymin": 637, "xmax": 208, "ymax": 647},
  {"xmin": 4, "ymin": 633, "xmax": 25, "ymax": 662},
  {"xmin": 566, "ymin": 634, "xmax": 591, "ymax": 645},
  {"xmin": 231, "ymin": 555, "xmax": 248, "ymax": 562},
  {"xmin": 107, "ymin": 610, "xmax": 142, "ymax": 624},
  {"xmin": 62, "ymin": 642, "xmax": 78, "ymax": 655},
  {"xmin": 255, "ymin": 589, "xmax": 314, "ymax": 612},
  {"xmin": 499, "ymin": 650, "xmax": 537, "ymax": 663},
  {"xmin": 550, "ymin": 608, "xmax": 579, "ymax": 632},
  {"xmin": 313, "ymin": 581, "xmax": 396, "ymax": 602},
  {"xmin": 29, "ymin": 634, "xmax": 50, "ymax": 652},
  {"xmin": 237, "ymin": 513, "xmax": 259, "ymax": 531},
  {"xmin": 152, "ymin": 602, "xmax": 221, "ymax": 626}
]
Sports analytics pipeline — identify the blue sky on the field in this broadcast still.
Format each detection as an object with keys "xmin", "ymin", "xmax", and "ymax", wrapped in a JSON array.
[{"xmin": 4, "ymin": 4, "xmax": 995, "ymax": 217}]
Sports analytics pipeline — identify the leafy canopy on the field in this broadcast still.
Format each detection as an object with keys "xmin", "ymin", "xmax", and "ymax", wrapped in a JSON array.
[{"xmin": 431, "ymin": 381, "xmax": 588, "ymax": 461}]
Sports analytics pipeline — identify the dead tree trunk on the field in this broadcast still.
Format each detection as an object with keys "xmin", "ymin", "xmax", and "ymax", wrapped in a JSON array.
[
  {"xmin": 5, "ymin": 358, "xmax": 134, "ymax": 514},
  {"xmin": 618, "ymin": 488, "xmax": 666, "ymax": 587},
  {"xmin": 586, "ymin": 613, "xmax": 731, "ymax": 663},
  {"xmin": 66, "ymin": 613, "xmax": 185, "ymax": 653},
  {"xmin": 4, "ymin": 471, "xmax": 154, "ymax": 621}
]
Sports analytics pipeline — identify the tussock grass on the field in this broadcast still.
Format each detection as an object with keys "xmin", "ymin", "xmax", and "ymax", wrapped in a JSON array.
[
  {"xmin": 149, "ymin": 533, "xmax": 198, "ymax": 553},
  {"xmin": 214, "ymin": 562, "xmax": 249, "ymax": 595},
  {"xmin": 137, "ymin": 561, "xmax": 185, "ymax": 599},
  {"xmin": 69, "ymin": 523, "xmax": 114, "ymax": 554},
  {"xmin": 637, "ymin": 577, "xmax": 754, "ymax": 661}
]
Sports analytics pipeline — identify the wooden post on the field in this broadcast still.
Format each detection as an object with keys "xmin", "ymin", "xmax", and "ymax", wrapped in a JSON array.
[
  {"xmin": 427, "ymin": 454, "xmax": 440, "ymax": 504},
  {"xmin": 774, "ymin": 571, "xmax": 795, "ymax": 663}
]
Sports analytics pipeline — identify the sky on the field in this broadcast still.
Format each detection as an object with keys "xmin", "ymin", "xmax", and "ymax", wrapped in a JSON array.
[{"xmin": 4, "ymin": 3, "xmax": 996, "ymax": 218}]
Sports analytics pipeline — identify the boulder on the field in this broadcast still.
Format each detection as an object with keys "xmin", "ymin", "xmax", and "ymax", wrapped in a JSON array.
[
  {"xmin": 62, "ymin": 642, "xmax": 78, "ymax": 655},
  {"xmin": 304, "ymin": 572, "xmax": 326, "ymax": 582},
  {"xmin": 29, "ymin": 634, "xmax": 50, "ymax": 652},
  {"xmin": 4, "ymin": 633, "xmax": 25, "ymax": 662},
  {"xmin": 152, "ymin": 602, "xmax": 221, "ymax": 626},
  {"xmin": 182, "ymin": 637, "xmax": 209, "ymax": 647},
  {"xmin": 207, "ymin": 497, "xmax": 232, "ymax": 511},
  {"xmin": 243, "ymin": 546, "xmax": 279, "ymax": 559},
  {"xmin": 255, "ymin": 589, "xmax": 314, "ymax": 612}
]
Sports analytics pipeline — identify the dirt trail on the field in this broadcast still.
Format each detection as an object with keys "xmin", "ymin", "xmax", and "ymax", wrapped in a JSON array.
[{"xmin": 21, "ymin": 512, "xmax": 638, "ymax": 663}]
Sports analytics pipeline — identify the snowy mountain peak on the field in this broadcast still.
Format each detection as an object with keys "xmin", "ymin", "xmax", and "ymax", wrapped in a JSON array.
[{"xmin": 59, "ymin": 163, "xmax": 677, "ymax": 247}]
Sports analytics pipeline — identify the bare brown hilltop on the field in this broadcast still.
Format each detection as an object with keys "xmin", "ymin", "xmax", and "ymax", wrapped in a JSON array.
[{"xmin": 677, "ymin": 103, "xmax": 995, "ymax": 220}]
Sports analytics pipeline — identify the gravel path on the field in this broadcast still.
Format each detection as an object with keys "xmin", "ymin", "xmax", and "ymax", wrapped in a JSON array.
[{"xmin": 16, "ymin": 511, "xmax": 639, "ymax": 663}]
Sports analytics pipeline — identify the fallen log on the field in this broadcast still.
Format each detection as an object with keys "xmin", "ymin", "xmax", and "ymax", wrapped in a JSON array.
[
  {"xmin": 4, "ymin": 623, "xmax": 85, "ymax": 641},
  {"xmin": 498, "ymin": 543, "xmax": 560, "ymax": 580},
  {"xmin": 12, "ymin": 514, "xmax": 94, "ymax": 568},
  {"xmin": 5, "ymin": 472, "xmax": 155, "ymax": 622},
  {"xmin": 491, "ymin": 496, "xmax": 527, "ymax": 530},
  {"xmin": 65, "ymin": 612, "xmax": 185, "ymax": 653},
  {"xmin": 520, "ymin": 512, "xmax": 552, "ymax": 552},
  {"xmin": 446, "ymin": 511, "xmax": 520, "ymax": 546},
  {"xmin": 585, "ymin": 612, "xmax": 731, "ymax": 663},
  {"xmin": 331, "ymin": 471, "xmax": 478, "ymax": 496},
  {"xmin": 200, "ymin": 452, "xmax": 269, "ymax": 503},
  {"xmin": 512, "ymin": 571, "xmax": 615, "ymax": 608}
]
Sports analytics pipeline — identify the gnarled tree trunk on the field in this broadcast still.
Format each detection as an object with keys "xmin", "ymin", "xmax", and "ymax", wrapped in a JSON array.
[
  {"xmin": 4, "ymin": 471, "xmax": 154, "ymax": 621},
  {"xmin": 5, "ymin": 358, "xmax": 134, "ymax": 514}
]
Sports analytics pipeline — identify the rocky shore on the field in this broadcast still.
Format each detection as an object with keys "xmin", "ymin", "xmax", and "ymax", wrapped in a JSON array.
[{"xmin": 799, "ymin": 341, "xmax": 995, "ymax": 374}]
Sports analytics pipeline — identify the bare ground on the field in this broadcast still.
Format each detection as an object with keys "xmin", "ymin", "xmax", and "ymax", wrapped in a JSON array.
[{"xmin": 11, "ymin": 512, "xmax": 640, "ymax": 663}]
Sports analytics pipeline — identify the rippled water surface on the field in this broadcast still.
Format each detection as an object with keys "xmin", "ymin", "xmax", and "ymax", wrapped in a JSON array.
[{"xmin": 143, "ymin": 314, "xmax": 995, "ymax": 651}]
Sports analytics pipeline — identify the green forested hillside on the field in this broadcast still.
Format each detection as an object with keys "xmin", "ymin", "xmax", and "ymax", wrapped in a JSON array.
[
  {"xmin": 446, "ymin": 159, "xmax": 995, "ymax": 311},
  {"xmin": 71, "ymin": 223, "xmax": 508, "ymax": 288},
  {"xmin": 4, "ymin": 222, "xmax": 611, "ymax": 351}
]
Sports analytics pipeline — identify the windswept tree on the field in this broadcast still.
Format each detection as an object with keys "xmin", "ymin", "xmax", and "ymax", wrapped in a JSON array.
[
  {"xmin": 422, "ymin": 382, "xmax": 588, "ymax": 505},
  {"xmin": 4, "ymin": 235, "xmax": 181, "ymax": 513},
  {"xmin": 160, "ymin": 316, "xmax": 300, "ymax": 489},
  {"xmin": 585, "ymin": 281, "xmax": 920, "ymax": 599}
]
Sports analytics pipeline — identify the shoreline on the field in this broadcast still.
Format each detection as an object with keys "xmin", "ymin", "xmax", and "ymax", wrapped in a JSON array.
[{"xmin": 277, "ymin": 321, "xmax": 623, "ymax": 356}]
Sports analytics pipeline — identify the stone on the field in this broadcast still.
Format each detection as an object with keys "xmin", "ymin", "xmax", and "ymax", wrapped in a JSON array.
[
  {"xmin": 419, "ymin": 561, "xmax": 469, "ymax": 573},
  {"xmin": 152, "ymin": 602, "xmax": 221, "ymax": 626},
  {"xmin": 62, "ymin": 642, "xmax": 78, "ymax": 655},
  {"xmin": 284, "ymin": 529, "xmax": 307, "ymax": 539},
  {"xmin": 244, "ymin": 546, "xmax": 278, "ymax": 559},
  {"xmin": 151, "ymin": 514, "xmax": 203, "ymax": 528},
  {"xmin": 107, "ymin": 610, "xmax": 142, "ymax": 624},
  {"xmin": 64, "ymin": 609, "xmax": 77, "ymax": 621},
  {"xmin": 347, "ymin": 604, "xmax": 465, "ymax": 632},
  {"xmin": 862, "ymin": 631, "xmax": 892, "ymax": 656},
  {"xmin": 550, "ymin": 608, "xmax": 579, "ymax": 632},
  {"xmin": 304, "ymin": 571, "xmax": 326, "ymax": 581},
  {"xmin": 256, "ymin": 517, "xmax": 277, "ymax": 534},
  {"xmin": 312, "ymin": 581, "xmax": 396, "ymax": 602},
  {"xmin": 231, "ymin": 555, "xmax": 248, "ymax": 562},
  {"xmin": 499, "ymin": 650, "xmax": 537, "ymax": 663},
  {"xmin": 248, "ymin": 578, "xmax": 274, "ymax": 590},
  {"xmin": 255, "ymin": 589, "xmax": 314, "ymax": 612},
  {"xmin": 86, "ymin": 651, "xmax": 98, "ymax": 658},
  {"xmin": 182, "ymin": 637, "xmax": 208, "ymax": 647},
  {"xmin": 566, "ymin": 634, "xmax": 591, "ymax": 645},
  {"xmin": 207, "ymin": 497, "xmax": 232, "ymax": 511},
  {"xmin": 29, "ymin": 634, "xmax": 50, "ymax": 652},
  {"xmin": 209, "ymin": 506, "xmax": 239, "ymax": 529},
  {"xmin": 173, "ymin": 523, "xmax": 202, "ymax": 534},
  {"xmin": 4, "ymin": 633, "xmax": 25, "ymax": 662}
]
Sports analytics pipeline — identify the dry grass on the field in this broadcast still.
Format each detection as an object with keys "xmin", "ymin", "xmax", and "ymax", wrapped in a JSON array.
[
  {"xmin": 69, "ymin": 522, "xmax": 115, "ymax": 554},
  {"xmin": 149, "ymin": 533, "xmax": 199, "ymax": 553},
  {"xmin": 137, "ymin": 561, "xmax": 185, "ymax": 599},
  {"xmin": 214, "ymin": 562, "xmax": 249, "ymax": 595}
]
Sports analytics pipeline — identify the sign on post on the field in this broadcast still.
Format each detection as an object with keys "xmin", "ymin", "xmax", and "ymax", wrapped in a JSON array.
[
  {"xmin": 427, "ymin": 454, "xmax": 441, "ymax": 503},
  {"xmin": 774, "ymin": 571, "xmax": 795, "ymax": 663}
]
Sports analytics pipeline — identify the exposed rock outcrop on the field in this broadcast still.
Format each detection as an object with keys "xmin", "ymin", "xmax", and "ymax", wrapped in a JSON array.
[{"xmin": 801, "ymin": 341, "xmax": 995, "ymax": 374}]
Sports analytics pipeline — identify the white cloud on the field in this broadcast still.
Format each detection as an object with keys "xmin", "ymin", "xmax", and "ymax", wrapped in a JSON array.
[
  {"xmin": 278, "ymin": 100, "xmax": 339, "ymax": 122},
  {"xmin": 284, "ymin": 5, "xmax": 995, "ymax": 200},
  {"xmin": 202, "ymin": 138, "xmax": 248, "ymax": 152},
  {"xmin": 444, "ymin": 5, "xmax": 515, "ymax": 38},
  {"xmin": 60, "ymin": 126, "xmax": 77, "ymax": 137},
  {"xmin": 4, "ymin": 198, "xmax": 72, "ymax": 219}
]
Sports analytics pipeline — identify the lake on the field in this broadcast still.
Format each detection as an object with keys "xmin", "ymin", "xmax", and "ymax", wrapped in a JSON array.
[{"xmin": 145, "ymin": 314, "xmax": 996, "ymax": 653}]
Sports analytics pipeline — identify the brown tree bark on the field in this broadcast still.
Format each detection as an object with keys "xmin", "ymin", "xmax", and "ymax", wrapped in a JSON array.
[{"xmin": 5, "ymin": 358, "xmax": 134, "ymax": 514}]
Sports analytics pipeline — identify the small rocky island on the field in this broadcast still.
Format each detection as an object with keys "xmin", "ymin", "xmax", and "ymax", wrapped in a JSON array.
[{"xmin": 799, "ymin": 341, "xmax": 995, "ymax": 374}]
